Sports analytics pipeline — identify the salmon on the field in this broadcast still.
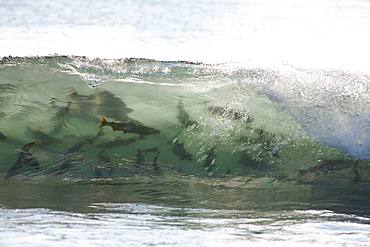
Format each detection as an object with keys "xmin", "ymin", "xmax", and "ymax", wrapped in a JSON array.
[{"xmin": 98, "ymin": 116, "xmax": 160, "ymax": 136}]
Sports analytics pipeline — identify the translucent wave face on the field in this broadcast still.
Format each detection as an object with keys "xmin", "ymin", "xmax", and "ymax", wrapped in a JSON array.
[
  {"xmin": 1, "ymin": 0, "xmax": 370, "ymax": 71},
  {"xmin": 48, "ymin": 56, "xmax": 370, "ymax": 160},
  {"xmin": 2, "ymin": 56, "xmax": 370, "ymax": 183}
]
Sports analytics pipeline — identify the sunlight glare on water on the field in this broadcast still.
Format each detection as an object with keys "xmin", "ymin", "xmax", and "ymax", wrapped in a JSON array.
[{"xmin": 0, "ymin": 0, "xmax": 370, "ymax": 71}]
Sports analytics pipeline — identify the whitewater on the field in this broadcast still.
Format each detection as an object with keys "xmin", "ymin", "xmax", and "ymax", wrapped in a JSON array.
[{"xmin": 1, "ymin": 0, "xmax": 370, "ymax": 71}]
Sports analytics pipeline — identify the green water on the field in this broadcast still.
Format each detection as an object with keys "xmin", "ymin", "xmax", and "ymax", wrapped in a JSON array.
[
  {"xmin": 0, "ymin": 56, "xmax": 370, "ymax": 247},
  {"xmin": 1, "ymin": 57, "xmax": 365, "ymax": 182}
]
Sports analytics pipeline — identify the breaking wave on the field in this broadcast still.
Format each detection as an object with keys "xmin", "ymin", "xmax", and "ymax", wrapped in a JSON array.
[{"xmin": 0, "ymin": 56, "xmax": 370, "ymax": 182}]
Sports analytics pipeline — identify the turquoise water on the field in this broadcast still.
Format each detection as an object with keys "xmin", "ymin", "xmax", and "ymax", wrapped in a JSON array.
[
  {"xmin": 2, "ymin": 56, "xmax": 368, "ymax": 179},
  {"xmin": 1, "ymin": 56, "xmax": 370, "ymax": 246},
  {"xmin": 1, "ymin": 0, "xmax": 370, "ymax": 246}
]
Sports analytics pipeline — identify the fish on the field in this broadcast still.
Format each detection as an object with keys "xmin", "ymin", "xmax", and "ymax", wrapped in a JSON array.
[
  {"xmin": 177, "ymin": 101, "xmax": 198, "ymax": 128},
  {"xmin": 49, "ymin": 139, "xmax": 88, "ymax": 175},
  {"xmin": 98, "ymin": 116, "xmax": 160, "ymax": 136},
  {"xmin": 204, "ymin": 146, "xmax": 217, "ymax": 173},
  {"xmin": 51, "ymin": 100, "xmax": 72, "ymax": 133},
  {"xmin": 0, "ymin": 131, "xmax": 7, "ymax": 141},
  {"xmin": 50, "ymin": 131, "xmax": 104, "ymax": 175},
  {"xmin": 170, "ymin": 137, "xmax": 193, "ymax": 160},
  {"xmin": 95, "ymin": 136, "xmax": 138, "ymax": 149},
  {"xmin": 5, "ymin": 142, "xmax": 40, "ymax": 179},
  {"xmin": 151, "ymin": 152, "xmax": 161, "ymax": 173},
  {"xmin": 352, "ymin": 161, "xmax": 361, "ymax": 182},
  {"xmin": 93, "ymin": 90, "xmax": 134, "ymax": 122},
  {"xmin": 69, "ymin": 90, "xmax": 135, "ymax": 123},
  {"xmin": 208, "ymin": 106, "xmax": 254, "ymax": 123},
  {"xmin": 298, "ymin": 159, "xmax": 359, "ymax": 180}
]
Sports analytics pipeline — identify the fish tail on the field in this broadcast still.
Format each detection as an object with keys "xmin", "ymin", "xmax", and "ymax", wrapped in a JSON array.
[{"xmin": 98, "ymin": 116, "xmax": 107, "ymax": 128}]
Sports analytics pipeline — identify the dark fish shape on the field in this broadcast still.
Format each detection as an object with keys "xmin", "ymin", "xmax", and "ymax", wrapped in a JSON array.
[
  {"xmin": 298, "ymin": 159, "xmax": 357, "ymax": 178},
  {"xmin": 152, "ymin": 152, "xmax": 161, "ymax": 173},
  {"xmin": 69, "ymin": 90, "xmax": 134, "ymax": 123},
  {"xmin": 50, "ymin": 90, "xmax": 97, "ymax": 132},
  {"xmin": 352, "ymin": 161, "xmax": 361, "ymax": 182},
  {"xmin": 98, "ymin": 116, "xmax": 160, "ymax": 136},
  {"xmin": 177, "ymin": 101, "xmax": 198, "ymax": 128},
  {"xmin": 68, "ymin": 90, "xmax": 101, "ymax": 120},
  {"xmin": 152, "ymin": 152, "xmax": 160, "ymax": 163},
  {"xmin": 50, "ymin": 131, "xmax": 104, "ymax": 175},
  {"xmin": 0, "ymin": 131, "xmax": 7, "ymax": 141},
  {"xmin": 204, "ymin": 146, "xmax": 217, "ymax": 172},
  {"xmin": 238, "ymin": 151, "xmax": 261, "ymax": 169},
  {"xmin": 208, "ymin": 106, "xmax": 254, "ymax": 123},
  {"xmin": 5, "ymin": 142, "xmax": 39, "ymax": 179},
  {"xmin": 170, "ymin": 137, "xmax": 193, "ymax": 160},
  {"xmin": 95, "ymin": 136, "xmax": 138, "ymax": 149},
  {"xmin": 51, "ymin": 100, "xmax": 72, "ymax": 133},
  {"xmin": 93, "ymin": 91, "xmax": 134, "ymax": 122}
]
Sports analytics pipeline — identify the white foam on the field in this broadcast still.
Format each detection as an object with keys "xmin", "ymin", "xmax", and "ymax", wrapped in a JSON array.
[{"xmin": 1, "ymin": 0, "xmax": 370, "ymax": 72}]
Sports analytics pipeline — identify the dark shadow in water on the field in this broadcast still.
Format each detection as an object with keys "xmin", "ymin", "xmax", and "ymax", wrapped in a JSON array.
[
  {"xmin": 0, "ymin": 131, "xmax": 7, "ymax": 141},
  {"xmin": 5, "ymin": 142, "xmax": 40, "ymax": 179},
  {"xmin": 177, "ymin": 101, "xmax": 198, "ymax": 128},
  {"xmin": 0, "ymin": 177, "xmax": 370, "ymax": 218}
]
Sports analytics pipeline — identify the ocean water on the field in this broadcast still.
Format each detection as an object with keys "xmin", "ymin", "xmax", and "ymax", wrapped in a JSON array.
[{"xmin": 1, "ymin": 0, "xmax": 370, "ymax": 246}]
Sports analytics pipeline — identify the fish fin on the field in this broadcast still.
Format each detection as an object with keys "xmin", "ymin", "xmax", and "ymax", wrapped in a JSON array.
[{"xmin": 98, "ymin": 116, "xmax": 107, "ymax": 128}]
